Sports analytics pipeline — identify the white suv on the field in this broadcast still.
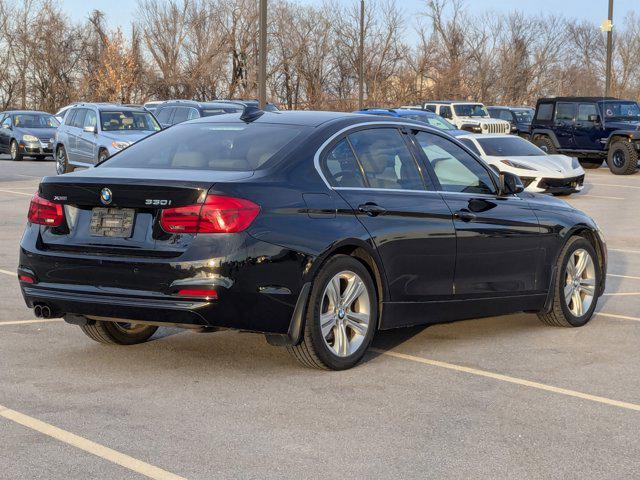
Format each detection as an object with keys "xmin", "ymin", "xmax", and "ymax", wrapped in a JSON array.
[{"xmin": 423, "ymin": 101, "xmax": 511, "ymax": 134}]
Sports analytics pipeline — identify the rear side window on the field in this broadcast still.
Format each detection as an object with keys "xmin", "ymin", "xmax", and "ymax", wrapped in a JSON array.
[
  {"xmin": 321, "ymin": 139, "xmax": 366, "ymax": 188},
  {"xmin": 101, "ymin": 123, "xmax": 310, "ymax": 171},
  {"xmin": 172, "ymin": 107, "xmax": 196, "ymax": 124},
  {"xmin": 555, "ymin": 103, "xmax": 576, "ymax": 121},
  {"xmin": 424, "ymin": 105, "xmax": 436, "ymax": 112},
  {"xmin": 155, "ymin": 107, "xmax": 173, "ymax": 124},
  {"xmin": 348, "ymin": 128, "xmax": 425, "ymax": 190},
  {"xmin": 440, "ymin": 106, "xmax": 452, "ymax": 119},
  {"xmin": 65, "ymin": 109, "xmax": 77, "ymax": 126},
  {"xmin": 536, "ymin": 103, "xmax": 553, "ymax": 121},
  {"xmin": 71, "ymin": 109, "xmax": 86, "ymax": 128}
]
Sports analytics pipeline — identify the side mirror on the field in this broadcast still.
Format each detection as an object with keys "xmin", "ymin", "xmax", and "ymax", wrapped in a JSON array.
[
  {"xmin": 83, "ymin": 125, "xmax": 97, "ymax": 134},
  {"xmin": 587, "ymin": 114, "xmax": 600, "ymax": 123},
  {"xmin": 499, "ymin": 171, "xmax": 524, "ymax": 196}
]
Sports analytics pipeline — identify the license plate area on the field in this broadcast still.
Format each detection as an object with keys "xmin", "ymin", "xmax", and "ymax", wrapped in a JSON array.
[{"xmin": 90, "ymin": 208, "xmax": 135, "ymax": 237}]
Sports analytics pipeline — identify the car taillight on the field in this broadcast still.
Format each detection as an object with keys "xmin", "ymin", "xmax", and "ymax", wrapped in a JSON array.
[
  {"xmin": 27, "ymin": 193, "xmax": 64, "ymax": 227},
  {"xmin": 160, "ymin": 195, "xmax": 260, "ymax": 234}
]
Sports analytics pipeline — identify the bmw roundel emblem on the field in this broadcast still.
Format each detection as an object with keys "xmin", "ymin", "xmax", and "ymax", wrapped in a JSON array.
[{"xmin": 100, "ymin": 187, "xmax": 113, "ymax": 205}]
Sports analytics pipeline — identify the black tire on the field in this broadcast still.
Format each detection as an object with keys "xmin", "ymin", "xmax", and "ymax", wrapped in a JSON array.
[
  {"xmin": 10, "ymin": 140, "xmax": 22, "ymax": 161},
  {"xmin": 607, "ymin": 140, "xmax": 638, "ymax": 175},
  {"xmin": 538, "ymin": 236, "xmax": 601, "ymax": 327},
  {"xmin": 98, "ymin": 149, "xmax": 109, "ymax": 163},
  {"xmin": 534, "ymin": 136, "xmax": 557, "ymax": 154},
  {"xmin": 287, "ymin": 255, "xmax": 378, "ymax": 370},
  {"xmin": 79, "ymin": 320, "xmax": 158, "ymax": 345},
  {"xmin": 578, "ymin": 158, "xmax": 603, "ymax": 169},
  {"xmin": 56, "ymin": 146, "xmax": 72, "ymax": 174}
]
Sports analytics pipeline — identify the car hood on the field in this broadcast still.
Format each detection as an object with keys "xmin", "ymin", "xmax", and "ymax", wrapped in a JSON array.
[
  {"xmin": 484, "ymin": 154, "xmax": 581, "ymax": 174},
  {"xmin": 17, "ymin": 127, "xmax": 57, "ymax": 140},
  {"xmin": 457, "ymin": 117, "xmax": 509, "ymax": 125},
  {"xmin": 100, "ymin": 130, "xmax": 156, "ymax": 142}
]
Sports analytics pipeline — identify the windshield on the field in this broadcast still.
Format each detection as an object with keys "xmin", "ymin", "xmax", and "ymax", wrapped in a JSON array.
[
  {"xmin": 13, "ymin": 113, "xmax": 59, "ymax": 128},
  {"xmin": 100, "ymin": 111, "xmax": 160, "ymax": 132},
  {"xmin": 599, "ymin": 101, "xmax": 640, "ymax": 120},
  {"xmin": 477, "ymin": 136, "xmax": 545, "ymax": 157},
  {"xmin": 101, "ymin": 123, "xmax": 310, "ymax": 171},
  {"xmin": 402, "ymin": 112, "xmax": 456, "ymax": 130},
  {"xmin": 513, "ymin": 109, "xmax": 534, "ymax": 123},
  {"xmin": 453, "ymin": 104, "xmax": 489, "ymax": 118}
]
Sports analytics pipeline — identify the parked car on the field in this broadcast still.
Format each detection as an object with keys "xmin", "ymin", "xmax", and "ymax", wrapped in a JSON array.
[
  {"xmin": 423, "ymin": 101, "xmax": 511, "ymax": 134},
  {"xmin": 352, "ymin": 108, "xmax": 467, "ymax": 135},
  {"xmin": 143, "ymin": 101, "xmax": 163, "ymax": 114},
  {"xmin": 456, "ymin": 134, "xmax": 584, "ymax": 195},
  {"xmin": 0, "ymin": 110, "xmax": 59, "ymax": 161},
  {"xmin": 54, "ymin": 103, "xmax": 161, "ymax": 174},
  {"xmin": 18, "ymin": 110, "xmax": 607, "ymax": 369},
  {"xmin": 54, "ymin": 104, "xmax": 78, "ymax": 123},
  {"xmin": 154, "ymin": 100, "xmax": 245, "ymax": 128},
  {"xmin": 530, "ymin": 96, "xmax": 640, "ymax": 174},
  {"xmin": 487, "ymin": 106, "xmax": 535, "ymax": 138}
]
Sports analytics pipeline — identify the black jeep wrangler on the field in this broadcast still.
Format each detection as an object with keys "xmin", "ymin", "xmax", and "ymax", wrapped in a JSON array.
[{"xmin": 531, "ymin": 96, "xmax": 640, "ymax": 175}]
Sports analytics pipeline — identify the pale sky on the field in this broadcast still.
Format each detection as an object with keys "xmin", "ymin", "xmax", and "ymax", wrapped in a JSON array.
[{"xmin": 61, "ymin": 0, "xmax": 639, "ymax": 37}]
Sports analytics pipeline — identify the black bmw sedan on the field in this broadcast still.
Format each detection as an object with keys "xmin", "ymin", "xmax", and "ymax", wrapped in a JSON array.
[
  {"xmin": 0, "ymin": 110, "xmax": 59, "ymax": 160},
  {"xmin": 18, "ymin": 109, "xmax": 607, "ymax": 370}
]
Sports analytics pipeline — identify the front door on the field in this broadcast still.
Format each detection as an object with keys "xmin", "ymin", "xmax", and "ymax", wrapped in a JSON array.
[
  {"xmin": 318, "ymin": 127, "xmax": 456, "ymax": 303},
  {"xmin": 412, "ymin": 130, "xmax": 542, "ymax": 297},
  {"xmin": 573, "ymin": 103, "xmax": 602, "ymax": 150},
  {"xmin": 0, "ymin": 115, "xmax": 12, "ymax": 152},
  {"xmin": 554, "ymin": 102, "xmax": 576, "ymax": 149}
]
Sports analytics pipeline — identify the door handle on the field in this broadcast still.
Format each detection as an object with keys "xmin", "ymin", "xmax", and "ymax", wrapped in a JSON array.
[
  {"xmin": 358, "ymin": 203, "xmax": 386, "ymax": 217},
  {"xmin": 454, "ymin": 210, "xmax": 476, "ymax": 222}
]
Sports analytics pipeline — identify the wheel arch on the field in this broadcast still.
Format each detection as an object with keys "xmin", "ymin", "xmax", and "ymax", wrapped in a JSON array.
[
  {"xmin": 305, "ymin": 239, "xmax": 388, "ymax": 329},
  {"xmin": 531, "ymin": 129, "xmax": 560, "ymax": 148},
  {"xmin": 606, "ymin": 131, "xmax": 640, "ymax": 148}
]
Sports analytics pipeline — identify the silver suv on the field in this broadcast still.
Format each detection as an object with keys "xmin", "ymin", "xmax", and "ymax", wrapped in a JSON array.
[{"xmin": 54, "ymin": 103, "xmax": 160, "ymax": 174}]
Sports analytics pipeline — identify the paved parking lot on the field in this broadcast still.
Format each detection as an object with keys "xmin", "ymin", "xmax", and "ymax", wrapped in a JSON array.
[{"xmin": 1, "ymin": 155, "xmax": 639, "ymax": 479}]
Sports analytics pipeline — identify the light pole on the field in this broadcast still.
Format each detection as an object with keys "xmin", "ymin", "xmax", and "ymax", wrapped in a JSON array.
[
  {"xmin": 602, "ymin": 0, "xmax": 614, "ymax": 96},
  {"xmin": 258, "ymin": 0, "xmax": 268, "ymax": 109},
  {"xmin": 358, "ymin": 0, "xmax": 364, "ymax": 110}
]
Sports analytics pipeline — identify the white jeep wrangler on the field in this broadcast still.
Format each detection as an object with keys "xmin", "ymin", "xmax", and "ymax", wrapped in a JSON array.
[{"xmin": 423, "ymin": 101, "xmax": 511, "ymax": 134}]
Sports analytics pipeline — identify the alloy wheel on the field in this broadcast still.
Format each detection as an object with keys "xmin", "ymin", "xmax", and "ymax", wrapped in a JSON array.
[
  {"xmin": 564, "ymin": 248, "xmax": 596, "ymax": 317},
  {"xmin": 10, "ymin": 141, "xmax": 17, "ymax": 160},
  {"xmin": 612, "ymin": 149, "xmax": 625, "ymax": 168},
  {"xmin": 320, "ymin": 270, "xmax": 371, "ymax": 357},
  {"xmin": 56, "ymin": 149, "xmax": 66, "ymax": 174}
]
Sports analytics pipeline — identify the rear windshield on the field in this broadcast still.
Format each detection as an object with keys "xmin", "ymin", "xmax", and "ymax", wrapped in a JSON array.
[
  {"xmin": 477, "ymin": 136, "xmax": 545, "ymax": 157},
  {"xmin": 100, "ymin": 111, "xmax": 160, "ymax": 132},
  {"xmin": 101, "ymin": 123, "xmax": 309, "ymax": 171}
]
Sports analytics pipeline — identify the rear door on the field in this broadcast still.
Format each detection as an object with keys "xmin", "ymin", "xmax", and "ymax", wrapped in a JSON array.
[
  {"xmin": 319, "ymin": 126, "xmax": 456, "ymax": 302},
  {"xmin": 77, "ymin": 109, "xmax": 98, "ymax": 163},
  {"xmin": 67, "ymin": 108, "xmax": 87, "ymax": 162},
  {"xmin": 554, "ymin": 102, "xmax": 576, "ymax": 149},
  {"xmin": 412, "ymin": 130, "xmax": 542, "ymax": 297}
]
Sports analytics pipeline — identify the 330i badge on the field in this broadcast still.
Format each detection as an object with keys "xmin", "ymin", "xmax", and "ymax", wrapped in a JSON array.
[{"xmin": 18, "ymin": 109, "xmax": 607, "ymax": 370}]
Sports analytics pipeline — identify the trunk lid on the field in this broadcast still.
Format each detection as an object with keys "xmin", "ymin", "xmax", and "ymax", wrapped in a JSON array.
[{"xmin": 37, "ymin": 167, "xmax": 254, "ymax": 256}]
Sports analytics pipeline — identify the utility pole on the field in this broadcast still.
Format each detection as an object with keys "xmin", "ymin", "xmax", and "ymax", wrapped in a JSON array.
[
  {"xmin": 258, "ymin": 0, "xmax": 268, "ymax": 109},
  {"xmin": 603, "ymin": 0, "xmax": 614, "ymax": 96},
  {"xmin": 358, "ymin": 0, "xmax": 365, "ymax": 109}
]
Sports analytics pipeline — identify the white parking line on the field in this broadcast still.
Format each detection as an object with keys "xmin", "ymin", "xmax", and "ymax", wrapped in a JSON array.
[
  {"xmin": 595, "ymin": 312, "xmax": 640, "ymax": 322},
  {"xmin": 0, "ymin": 188, "xmax": 33, "ymax": 197},
  {"xmin": 575, "ymin": 194, "xmax": 624, "ymax": 200},
  {"xmin": 603, "ymin": 292, "xmax": 640, "ymax": 297},
  {"xmin": 609, "ymin": 248, "xmax": 640, "ymax": 254},
  {"xmin": 371, "ymin": 348, "xmax": 640, "ymax": 412},
  {"xmin": 590, "ymin": 182, "xmax": 640, "ymax": 190},
  {"xmin": 0, "ymin": 319, "xmax": 63, "ymax": 326},
  {"xmin": 608, "ymin": 273, "xmax": 640, "ymax": 281},
  {"xmin": 0, "ymin": 404, "xmax": 187, "ymax": 480},
  {"xmin": 0, "ymin": 268, "xmax": 16, "ymax": 276}
]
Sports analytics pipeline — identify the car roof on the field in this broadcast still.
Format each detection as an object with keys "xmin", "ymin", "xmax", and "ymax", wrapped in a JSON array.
[
  {"xmin": 3, "ymin": 110, "xmax": 52, "ymax": 115},
  {"xmin": 68, "ymin": 103, "xmax": 148, "ymax": 112},
  {"xmin": 158, "ymin": 100, "xmax": 244, "ymax": 109},
  {"xmin": 188, "ymin": 110, "xmax": 435, "ymax": 128},
  {"xmin": 537, "ymin": 96, "xmax": 619, "ymax": 103},
  {"xmin": 425, "ymin": 101, "xmax": 483, "ymax": 105},
  {"xmin": 487, "ymin": 106, "xmax": 534, "ymax": 110}
]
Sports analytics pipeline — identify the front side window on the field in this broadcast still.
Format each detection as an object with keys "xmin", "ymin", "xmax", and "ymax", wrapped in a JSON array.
[
  {"xmin": 100, "ymin": 110, "xmax": 160, "ymax": 132},
  {"xmin": 476, "ymin": 136, "xmax": 545, "ymax": 157},
  {"xmin": 453, "ymin": 104, "xmax": 489, "ymax": 117},
  {"xmin": 1, "ymin": 116, "xmax": 11, "ymax": 128},
  {"xmin": 577, "ymin": 104, "xmax": 598, "ymax": 121},
  {"xmin": 83, "ymin": 110, "xmax": 97, "ymax": 129},
  {"xmin": 348, "ymin": 128, "xmax": 425, "ymax": 190},
  {"xmin": 321, "ymin": 139, "xmax": 366, "ymax": 188},
  {"xmin": 101, "ymin": 123, "xmax": 309, "ymax": 171},
  {"xmin": 439, "ymin": 106, "xmax": 452, "ymax": 119},
  {"xmin": 171, "ymin": 107, "xmax": 195, "ymax": 124},
  {"xmin": 13, "ymin": 113, "xmax": 59, "ymax": 128},
  {"xmin": 155, "ymin": 107, "xmax": 173, "ymax": 124},
  {"xmin": 499, "ymin": 110, "xmax": 514, "ymax": 122},
  {"xmin": 414, "ymin": 131, "xmax": 495, "ymax": 195},
  {"xmin": 555, "ymin": 103, "xmax": 576, "ymax": 121}
]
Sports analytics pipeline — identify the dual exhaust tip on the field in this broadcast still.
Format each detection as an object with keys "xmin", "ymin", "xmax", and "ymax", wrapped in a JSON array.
[{"xmin": 33, "ymin": 304, "xmax": 53, "ymax": 319}]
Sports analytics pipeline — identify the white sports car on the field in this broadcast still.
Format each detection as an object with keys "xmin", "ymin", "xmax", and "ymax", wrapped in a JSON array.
[{"xmin": 456, "ymin": 134, "xmax": 585, "ymax": 195}]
